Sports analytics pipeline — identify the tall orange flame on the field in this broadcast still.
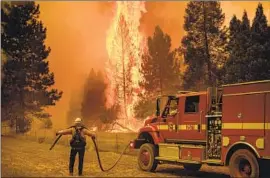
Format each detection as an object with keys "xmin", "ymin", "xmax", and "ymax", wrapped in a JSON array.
[{"xmin": 105, "ymin": 1, "xmax": 146, "ymax": 129}]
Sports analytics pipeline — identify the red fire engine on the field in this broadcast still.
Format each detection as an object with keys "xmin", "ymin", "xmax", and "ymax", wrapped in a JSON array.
[{"xmin": 131, "ymin": 80, "xmax": 270, "ymax": 177}]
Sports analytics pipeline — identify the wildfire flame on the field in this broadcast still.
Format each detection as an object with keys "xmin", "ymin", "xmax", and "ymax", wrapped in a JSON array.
[{"xmin": 105, "ymin": 1, "xmax": 147, "ymax": 130}]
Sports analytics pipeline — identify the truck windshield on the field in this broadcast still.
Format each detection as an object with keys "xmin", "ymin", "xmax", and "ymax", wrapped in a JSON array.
[{"xmin": 162, "ymin": 97, "xmax": 179, "ymax": 117}]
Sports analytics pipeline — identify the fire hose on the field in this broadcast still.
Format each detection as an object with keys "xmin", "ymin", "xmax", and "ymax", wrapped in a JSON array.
[
  {"xmin": 91, "ymin": 137, "xmax": 130, "ymax": 172},
  {"xmin": 49, "ymin": 134, "xmax": 131, "ymax": 172}
]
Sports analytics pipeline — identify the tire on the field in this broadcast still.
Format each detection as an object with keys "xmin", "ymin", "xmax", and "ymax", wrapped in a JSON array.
[
  {"xmin": 138, "ymin": 143, "xmax": 158, "ymax": 172},
  {"xmin": 183, "ymin": 163, "xmax": 202, "ymax": 171},
  {"xmin": 229, "ymin": 149, "xmax": 259, "ymax": 178}
]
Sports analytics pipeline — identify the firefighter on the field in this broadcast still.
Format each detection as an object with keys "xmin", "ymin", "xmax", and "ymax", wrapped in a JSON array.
[{"xmin": 56, "ymin": 118, "xmax": 96, "ymax": 176}]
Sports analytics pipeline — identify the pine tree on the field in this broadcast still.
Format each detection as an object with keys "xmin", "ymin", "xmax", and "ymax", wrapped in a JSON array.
[
  {"xmin": 135, "ymin": 26, "xmax": 180, "ymax": 119},
  {"xmin": 181, "ymin": 2, "xmax": 227, "ymax": 90},
  {"xmin": 118, "ymin": 15, "xmax": 129, "ymax": 111},
  {"xmin": 223, "ymin": 3, "xmax": 270, "ymax": 83},
  {"xmin": 108, "ymin": 14, "xmax": 134, "ymax": 121},
  {"xmin": 1, "ymin": 2, "xmax": 62, "ymax": 132},
  {"xmin": 223, "ymin": 15, "xmax": 245, "ymax": 83},
  {"xmin": 140, "ymin": 25, "xmax": 180, "ymax": 97},
  {"xmin": 81, "ymin": 69, "xmax": 107, "ymax": 126},
  {"xmin": 246, "ymin": 3, "xmax": 270, "ymax": 81},
  {"xmin": 81, "ymin": 69, "xmax": 119, "ymax": 129}
]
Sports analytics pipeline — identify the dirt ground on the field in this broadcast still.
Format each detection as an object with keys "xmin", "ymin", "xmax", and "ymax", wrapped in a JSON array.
[{"xmin": 1, "ymin": 136, "xmax": 230, "ymax": 177}]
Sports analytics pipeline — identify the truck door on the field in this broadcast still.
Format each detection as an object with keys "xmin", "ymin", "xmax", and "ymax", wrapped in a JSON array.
[
  {"xmin": 176, "ymin": 94, "xmax": 207, "ymax": 141},
  {"xmin": 158, "ymin": 97, "xmax": 179, "ymax": 140}
]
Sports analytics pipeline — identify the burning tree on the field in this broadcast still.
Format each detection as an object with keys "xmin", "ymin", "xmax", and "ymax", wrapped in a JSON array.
[
  {"xmin": 105, "ymin": 2, "xmax": 146, "ymax": 128},
  {"xmin": 114, "ymin": 14, "xmax": 133, "ymax": 120}
]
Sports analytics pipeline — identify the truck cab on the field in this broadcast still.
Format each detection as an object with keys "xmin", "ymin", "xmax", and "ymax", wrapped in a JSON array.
[{"xmin": 131, "ymin": 80, "xmax": 270, "ymax": 178}]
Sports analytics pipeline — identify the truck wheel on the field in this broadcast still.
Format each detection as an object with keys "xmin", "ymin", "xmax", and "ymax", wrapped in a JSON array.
[
  {"xmin": 183, "ymin": 163, "xmax": 202, "ymax": 171},
  {"xmin": 229, "ymin": 149, "xmax": 259, "ymax": 178},
  {"xmin": 138, "ymin": 143, "xmax": 158, "ymax": 172}
]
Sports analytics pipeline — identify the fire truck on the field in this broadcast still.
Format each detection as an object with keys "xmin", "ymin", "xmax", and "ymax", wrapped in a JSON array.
[{"xmin": 131, "ymin": 80, "xmax": 270, "ymax": 177}]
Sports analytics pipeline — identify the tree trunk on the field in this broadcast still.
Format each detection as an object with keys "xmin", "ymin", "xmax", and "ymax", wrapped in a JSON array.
[
  {"xmin": 202, "ymin": 2, "xmax": 212, "ymax": 86},
  {"xmin": 120, "ymin": 19, "xmax": 128, "ymax": 125},
  {"xmin": 18, "ymin": 89, "xmax": 27, "ymax": 133}
]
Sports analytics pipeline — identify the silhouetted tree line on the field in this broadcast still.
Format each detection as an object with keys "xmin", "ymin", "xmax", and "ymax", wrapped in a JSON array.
[
  {"xmin": 80, "ymin": 69, "xmax": 120, "ymax": 129},
  {"xmin": 1, "ymin": 2, "xmax": 62, "ymax": 133},
  {"xmin": 66, "ymin": 69, "xmax": 120, "ymax": 130},
  {"xmin": 134, "ymin": 2, "xmax": 270, "ymax": 119},
  {"xmin": 182, "ymin": 2, "xmax": 270, "ymax": 87}
]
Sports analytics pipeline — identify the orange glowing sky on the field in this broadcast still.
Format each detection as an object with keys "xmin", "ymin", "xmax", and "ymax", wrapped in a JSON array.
[{"xmin": 37, "ymin": 1, "xmax": 270, "ymax": 128}]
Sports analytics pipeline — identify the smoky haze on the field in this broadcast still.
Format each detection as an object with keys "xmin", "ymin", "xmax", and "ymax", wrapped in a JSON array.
[{"xmin": 38, "ymin": 1, "xmax": 270, "ymax": 129}]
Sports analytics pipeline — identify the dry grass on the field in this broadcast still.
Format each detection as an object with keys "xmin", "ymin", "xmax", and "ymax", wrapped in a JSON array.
[{"xmin": 1, "ymin": 136, "xmax": 230, "ymax": 177}]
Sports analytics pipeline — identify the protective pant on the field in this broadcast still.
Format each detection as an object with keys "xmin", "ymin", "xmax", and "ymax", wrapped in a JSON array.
[{"xmin": 69, "ymin": 147, "xmax": 85, "ymax": 175}]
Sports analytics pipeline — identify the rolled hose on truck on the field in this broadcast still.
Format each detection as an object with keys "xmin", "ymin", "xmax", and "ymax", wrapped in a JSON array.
[{"xmin": 49, "ymin": 134, "xmax": 131, "ymax": 172}]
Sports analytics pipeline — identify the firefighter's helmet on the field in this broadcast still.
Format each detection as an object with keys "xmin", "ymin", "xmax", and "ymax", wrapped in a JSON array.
[{"xmin": 74, "ymin": 117, "xmax": 82, "ymax": 124}]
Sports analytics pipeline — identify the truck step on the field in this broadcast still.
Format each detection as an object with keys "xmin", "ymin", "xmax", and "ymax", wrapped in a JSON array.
[
  {"xmin": 201, "ymin": 159, "xmax": 223, "ymax": 165},
  {"xmin": 155, "ymin": 157, "xmax": 201, "ymax": 164}
]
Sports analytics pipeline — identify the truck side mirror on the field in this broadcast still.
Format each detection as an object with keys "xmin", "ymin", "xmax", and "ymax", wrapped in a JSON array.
[{"xmin": 156, "ymin": 98, "xmax": 160, "ymax": 117}]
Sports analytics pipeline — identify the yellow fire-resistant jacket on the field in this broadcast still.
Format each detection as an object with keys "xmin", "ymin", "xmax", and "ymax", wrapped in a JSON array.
[{"xmin": 57, "ymin": 126, "xmax": 95, "ymax": 139}]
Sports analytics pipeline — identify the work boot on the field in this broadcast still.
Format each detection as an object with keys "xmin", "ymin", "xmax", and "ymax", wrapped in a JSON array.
[
  {"xmin": 69, "ymin": 172, "xmax": 73, "ymax": 176},
  {"xmin": 78, "ymin": 173, "xmax": 83, "ymax": 176}
]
